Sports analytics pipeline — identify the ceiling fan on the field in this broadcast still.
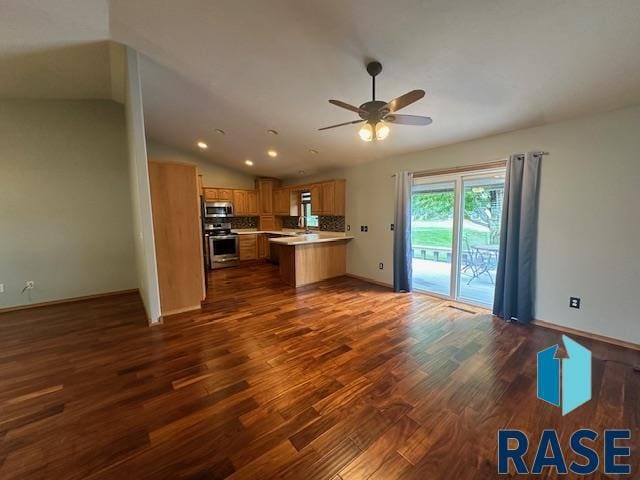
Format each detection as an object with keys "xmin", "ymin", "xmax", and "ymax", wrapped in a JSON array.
[{"xmin": 319, "ymin": 61, "xmax": 432, "ymax": 142}]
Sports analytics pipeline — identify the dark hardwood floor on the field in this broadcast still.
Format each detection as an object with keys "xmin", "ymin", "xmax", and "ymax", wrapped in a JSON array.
[{"xmin": 0, "ymin": 263, "xmax": 638, "ymax": 479}]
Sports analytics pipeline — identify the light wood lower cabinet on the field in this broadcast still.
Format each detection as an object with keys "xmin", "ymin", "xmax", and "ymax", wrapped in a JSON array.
[
  {"xmin": 258, "ymin": 234, "xmax": 269, "ymax": 259},
  {"xmin": 239, "ymin": 234, "xmax": 258, "ymax": 261},
  {"xmin": 278, "ymin": 241, "xmax": 348, "ymax": 287}
]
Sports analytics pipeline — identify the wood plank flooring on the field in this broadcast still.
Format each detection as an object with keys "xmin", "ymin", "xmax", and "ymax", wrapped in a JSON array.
[{"xmin": 0, "ymin": 263, "xmax": 638, "ymax": 479}]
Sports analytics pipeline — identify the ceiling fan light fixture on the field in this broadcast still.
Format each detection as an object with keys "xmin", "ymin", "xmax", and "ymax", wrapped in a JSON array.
[
  {"xmin": 358, "ymin": 123, "xmax": 374, "ymax": 142},
  {"xmin": 375, "ymin": 121, "xmax": 390, "ymax": 140}
]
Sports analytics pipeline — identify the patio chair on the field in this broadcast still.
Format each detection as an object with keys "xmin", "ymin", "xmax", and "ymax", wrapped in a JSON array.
[{"xmin": 461, "ymin": 237, "xmax": 494, "ymax": 285}]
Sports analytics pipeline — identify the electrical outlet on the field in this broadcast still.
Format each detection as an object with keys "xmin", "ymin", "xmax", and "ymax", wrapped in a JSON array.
[
  {"xmin": 390, "ymin": 224, "xmax": 394, "ymax": 231},
  {"xmin": 364, "ymin": 226, "xmax": 368, "ymax": 232},
  {"xmin": 25, "ymin": 281, "xmax": 35, "ymax": 290},
  {"xmin": 569, "ymin": 297, "xmax": 581, "ymax": 309},
  {"xmin": 0, "ymin": 283, "xmax": 4, "ymax": 294},
  {"xmin": 360, "ymin": 226, "xmax": 364, "ymax": 232},
  {"xmin": 379, "ymin": 263, "xmax": 384, "ymax": 270}
]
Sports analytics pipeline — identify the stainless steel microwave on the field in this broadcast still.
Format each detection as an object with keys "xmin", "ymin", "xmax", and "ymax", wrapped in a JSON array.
[{"xmin": 204, "ymin": 201, "xmax": 234, "ymax": 218}]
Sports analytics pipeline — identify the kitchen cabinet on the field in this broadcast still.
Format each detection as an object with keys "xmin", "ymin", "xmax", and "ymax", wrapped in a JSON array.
[
  {"xmin": 310, "ymin": 180, "xmax": 345, "ymax": 216},
  {"xmin": 259, "ymin": 215, "xmax": 279, "ymax": 231},
  {"xmin": 149, "ymin": 161, "xmax": 205, "ymax": 315},
  {"xmin": 203, "ymin": 187, "xmax": 233, "ymax": 202},
  {"xmin": 233, "ymin": 190, "xmax": 246, "ymax": 213},
  {"xmin": 273, "ymin": 188, "xmax": 295, "ymax": 216},
  {"xmin": 239, "ymin": 234, "xmax": 258, "ymax": 261},
  {"xmin": 310, "ymin": 184, "xmax": 322, "ymax": 215},
  {"xmin": 258, "ymin": 234, "xmax": 269, "ymax": 259},
  {"xmin": 256, "ymin": 178, "xmax": 280, "ymax": 215},
  {"xmin": 218, "ymin": 189, "xmax": 233, "ymax": 201},
  {"xmin": 203, "ymin": 188, "xmax": 219, "ymax": 202},
  {"xmin": 232, "ymin": 189, "xmax": 259, "ymax": 216},
  {"xmin": 246, "ymin": 190, "xmax": 258, "ymax": 216}
]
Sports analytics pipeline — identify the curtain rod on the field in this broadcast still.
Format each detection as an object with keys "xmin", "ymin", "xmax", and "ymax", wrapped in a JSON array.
[{"xmin": 391, "ymin": 151, "xmax": 549, "ymax": 177}]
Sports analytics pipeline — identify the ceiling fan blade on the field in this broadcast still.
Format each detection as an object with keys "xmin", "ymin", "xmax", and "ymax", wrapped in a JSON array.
[
  {"xmin": 384, "ymin": 114, "xmax": 432, "ymax": 126},
  {"xmin": 318, "ymin": 119, "xmax": 365, "ymax": 131},
  {"xmin": 329, "ymin": 99, "xmax": 367, "ymax": 115},
  {"xmin": 384, "ymin": 90, "xmax": 425, "ymax": 113}
]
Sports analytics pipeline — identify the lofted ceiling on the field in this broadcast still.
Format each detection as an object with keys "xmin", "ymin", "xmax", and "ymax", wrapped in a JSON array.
[{"xmin": 3, "ymin": 1, "xmax": 640, "ymax": 178}]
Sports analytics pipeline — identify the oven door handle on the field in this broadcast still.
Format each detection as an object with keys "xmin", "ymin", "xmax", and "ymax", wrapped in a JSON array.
[{"xmin": 211, "ymin": 235, "xmax": 238, "ymax": 240}]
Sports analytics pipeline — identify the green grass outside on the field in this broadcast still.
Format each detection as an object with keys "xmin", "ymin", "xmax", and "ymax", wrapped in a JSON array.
[{"xmin": 411, "ymin": 227, "xmax": 493, "ymax": 260}]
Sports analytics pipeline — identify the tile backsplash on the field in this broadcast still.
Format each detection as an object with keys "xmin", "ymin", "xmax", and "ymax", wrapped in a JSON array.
[
  {"xmin": 319, "ymin": 216, "xmax": 346, "ymax": 232},
  {"xmin": 281, "ymin": 216, "xmax": 345, "ymax": 232},
  {"xmin": 281, "ymin": 216, "xmax": 300, "ymax": 229},
  {"xmin": 229, "ymin": 216, "xmax": 258, "ymax": 229}
]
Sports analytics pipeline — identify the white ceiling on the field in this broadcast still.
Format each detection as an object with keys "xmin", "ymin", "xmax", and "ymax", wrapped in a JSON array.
[{"xmin": 3, "ymin": 1, "xmax": 640, "ymax": 178}]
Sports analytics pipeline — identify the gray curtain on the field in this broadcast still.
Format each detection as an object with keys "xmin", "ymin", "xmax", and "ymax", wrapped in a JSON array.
[
  {"xmin": 493, "ymin": 152, "xmax": 542, "ymax": 323},
  {"xmin": 393, "ymin": 171, "xmax": 413, "ymax": 292}
]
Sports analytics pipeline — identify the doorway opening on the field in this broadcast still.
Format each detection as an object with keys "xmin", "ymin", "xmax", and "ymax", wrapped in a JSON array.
[{"xmin": 411, "ymin": 167, "xmax": 505, "ymax": 307}]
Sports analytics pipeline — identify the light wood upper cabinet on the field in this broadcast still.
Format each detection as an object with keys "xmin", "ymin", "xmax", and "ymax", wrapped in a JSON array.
[
  {"xmin": 321, "ymin": 182, "xmax": 335, "ymax": 215},
  {"xmin": 203, "ymin": 188, "xmax": 219, "ymax": 202},
  {"xmin": 232, "ymin": 189, "xmax": 259, "ymax": 216},
  {"xmin": 203, "ymin": 187, "xmax": 234, "ymax": 202},
  {"xmin": 218, "ymin": 189, "xmax": 233, "ymax": 201},
  {"xmin": 201, "ymin": 178, "xmax": 344, "ymax": 217},
  {"xmin": 233, "ymin": 190, "xmax": 246, "ymax": 214},
  {"xmin": 256, "ymin": 178, "xmax": 280, "ymax": 215},
  {"xmin": 310, "ymin": 184, "xmax": 323, "ymax": 215},
  {"xmin": 246, "ymin": 190, "xmax": 258, "ymax": 216},
  {"xmin": 273, "ymin": 188, "xmax": 293, "ymax": 216},
  {"xmin": 332, "ymin": 179, "xmax": 346, "ymax": 216},
  {"xmin": 310, "ymin": 180, "xmax": 345, "ymax": 216}
]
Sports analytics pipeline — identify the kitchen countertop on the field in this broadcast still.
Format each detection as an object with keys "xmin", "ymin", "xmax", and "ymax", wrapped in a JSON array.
[
  {"xmin": 231, "ymin": 229, "xmax": 298, "ymax": 236},
  {"xmin": 268, "ymin": 233, "xmax": 354, "ymax": 246},
  {"xmin": 231, "ymin": 229, "xmax": 353, "ymax": 245}
]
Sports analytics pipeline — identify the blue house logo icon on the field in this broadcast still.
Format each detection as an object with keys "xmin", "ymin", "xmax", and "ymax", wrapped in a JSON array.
[{"xmin": 537, "ymin": 335, "xmax": 591, "ymax": 415}]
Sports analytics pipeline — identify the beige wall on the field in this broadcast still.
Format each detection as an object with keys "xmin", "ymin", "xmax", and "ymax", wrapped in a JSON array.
[
  {"xmin": 146, "ymin": 140, "xmax": 256, "ymax": 189},
  {"xmin": 292, "ymin": 105, "xmax": 640, "ymax": 344},
  {"xmin": 0, "ymin": 99, "xmax": 136, "ymax": 308},
  {"xmin": 124, "ymin": 47, "xmax": 161, "ymax": 323}
]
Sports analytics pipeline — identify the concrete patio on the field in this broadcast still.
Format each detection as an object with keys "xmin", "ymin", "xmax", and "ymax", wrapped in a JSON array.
[{"xmin": 412, "ymin": 258, "xmax": 496, "ymax": 306}]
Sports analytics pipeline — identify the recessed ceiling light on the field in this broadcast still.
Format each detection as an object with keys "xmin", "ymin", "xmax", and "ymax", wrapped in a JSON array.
[
  {"xmin": 298, "ymin": 170, "xmax": 306, "ymax": 175},
  {"xmin": 267, "ymin": 149, "xmax": 278, "ymax": 158},
  {"xmin": 197, "ymin": 141, "xmax": 208, "ymax": 149},
  {"xmin": 308, "ymin": 149, "xmax": 319, "ymax": 154},
  {"xmin": 245, "ymin": 160, "xmax": 254, "ymax": 166},
  {"xmin": 214, "ymin": 129, "xmax": 226, "ymax": 135},
  {"xmin": 267, "ymin": 129, "xmax": 278, "ymax": 135}
]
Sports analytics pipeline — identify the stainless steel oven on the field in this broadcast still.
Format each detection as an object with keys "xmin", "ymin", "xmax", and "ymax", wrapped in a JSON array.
[
  {"xmin": 205, "ymin": 223, "xmax": 239, "ymax": 269},
  {"xmin": 204, "ymin": 201, "xmax": 234, "ymax": 219}
]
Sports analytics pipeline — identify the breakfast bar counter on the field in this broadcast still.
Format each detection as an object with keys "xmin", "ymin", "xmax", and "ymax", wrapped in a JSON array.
[{"xmin": 269, "ymin": 234, "xmax": 353, "ymax": 287}]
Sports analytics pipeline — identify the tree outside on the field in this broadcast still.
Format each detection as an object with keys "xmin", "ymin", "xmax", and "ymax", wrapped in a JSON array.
[{"xmin": 411, "ymin": 185, "xmax": 503, "ymax": 251}]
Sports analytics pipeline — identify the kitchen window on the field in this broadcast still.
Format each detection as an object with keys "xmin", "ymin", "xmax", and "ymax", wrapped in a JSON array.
[{"xmin": 301, "ymin": 192, "xmax": 319, "ymax": 228}]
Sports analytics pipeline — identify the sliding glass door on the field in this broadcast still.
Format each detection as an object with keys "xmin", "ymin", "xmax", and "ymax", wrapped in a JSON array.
[
  {"xmin": 411, "ymin": 168, "xmax": 505, "ymax": 307},
  {"xmin": 410, "ymin": 180, "xmax": 457, "ymax": 295}
]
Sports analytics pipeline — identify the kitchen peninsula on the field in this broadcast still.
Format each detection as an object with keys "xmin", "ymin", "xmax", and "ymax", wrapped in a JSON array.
[{"xmin": 269, "ymin": 233, "xmax": 353, "ymax": 287}]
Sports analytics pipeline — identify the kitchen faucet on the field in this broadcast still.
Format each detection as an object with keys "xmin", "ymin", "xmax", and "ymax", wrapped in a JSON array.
[{"xmin": 298, "ymin": 212, "xmax": 313, "ymax": 234}]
